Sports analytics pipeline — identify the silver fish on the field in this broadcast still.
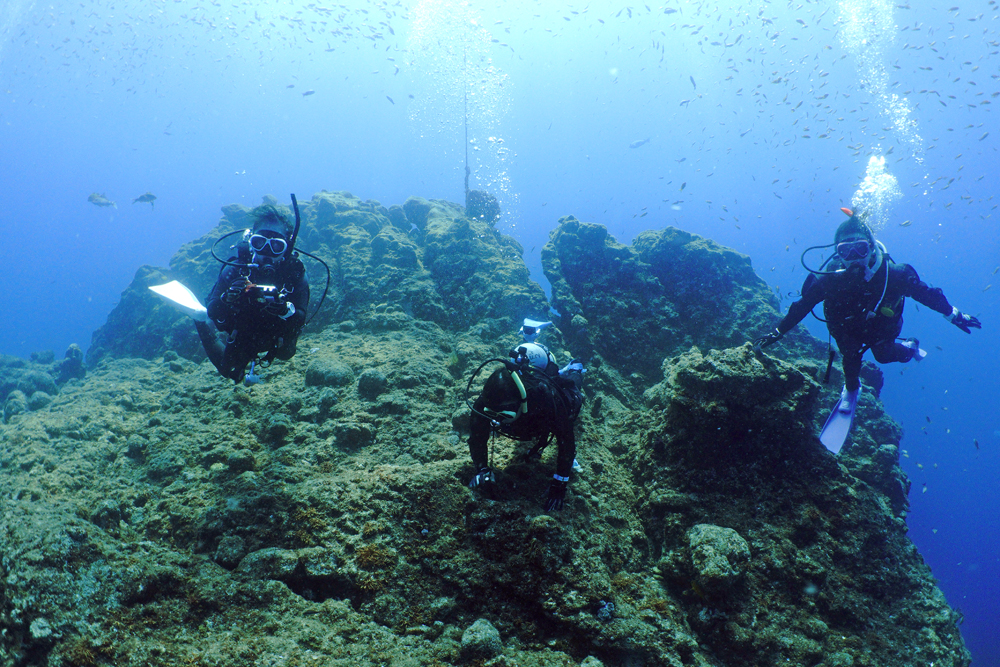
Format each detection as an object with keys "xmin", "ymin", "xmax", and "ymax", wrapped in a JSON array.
[{"xmin": 88, "ymin": 193, "xmax": 117, "ymax": 209}]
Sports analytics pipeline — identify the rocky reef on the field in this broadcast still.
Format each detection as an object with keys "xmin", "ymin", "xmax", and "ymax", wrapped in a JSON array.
[{"xmin": 0, "ymin": 193, "xmax": 969, "ymax": 667}]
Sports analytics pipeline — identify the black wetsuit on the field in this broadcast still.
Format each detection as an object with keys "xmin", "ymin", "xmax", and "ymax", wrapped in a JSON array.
[
  {"xmin": 469, "ymin": 364, "xmax": 584, "ymax": 480},
  {"xmin": 778, "ymin": 258, "xmax": 952, "ymax": 391},
  {"xmin": 196, "ymin": 255, "xmax": 309, "ymax": 383}
]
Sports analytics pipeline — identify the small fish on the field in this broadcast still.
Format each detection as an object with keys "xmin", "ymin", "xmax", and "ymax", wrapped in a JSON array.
[
  {"xmin": 386, "ymin": 95, "xmax": 394, "ymax": 105},
  {"xmin": 899, "ymin": 219, "xmax": 912, "ymax": 227},
  {"xmin": 689, "ymin": 75, "xmax": 696, "ymax": 90},
  {"xmin": 984, "ymin": 284, "xmax": 992, "ymax": 292},
  {"xmin": 132, "ymin": 192, "xmax": 156, "ymax": 209},
  {"xmin": 88, "ymin": 192, "xmax": 117, "ymax": 209},
  {"xmin": 974, "ymin": 438, "xmax": 979, "ymax": 450},
  {"xmin": 676, "ymin": 157, "xmax": 686, "ymax": 163},
  {"xmin": 286, "ymin": 84, "xmax": 295, "ymax": 88},
  {"xmin": 629, "ymin": 138, "xmax": 651, "ymax": 148},
  {"xmin": 980, "ymin": 132, "xmax": 989, "ymax": 141},
  {"xmin": 680, "ymin": 182, "xmax": 686, "ymax": 191},
  {"xmin": 302, "ymin": 90, "xmax": 315, "ymax": 96}
]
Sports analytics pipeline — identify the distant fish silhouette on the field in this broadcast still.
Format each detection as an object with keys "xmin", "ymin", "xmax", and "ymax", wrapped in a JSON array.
[
  {"xmin": 629, "ymin": 138, "xmax": 650, "ymax": 149},
  {"xmin": 302, "ymin": 90, "xmax": 315, "ymax": 96},
  {"xmin": 88, "ymin": 192, "xmax": 116, "ymax": 209},
  {"xmin": 132, "ymin": 192, "xmax": 157, "ymax": 209}
]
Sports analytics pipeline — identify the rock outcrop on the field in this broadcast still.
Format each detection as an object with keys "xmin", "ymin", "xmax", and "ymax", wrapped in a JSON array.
[{"xmin": 0, "ymin": 196, "xmax": 968, "ymax": 667}]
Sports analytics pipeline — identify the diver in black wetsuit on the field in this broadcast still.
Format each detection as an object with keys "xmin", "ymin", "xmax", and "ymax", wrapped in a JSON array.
[
  {"xmin": 467, "ymin": 342, "xmax": 585, "ymax": 513},
  {"xmin": 195, "ymin": 205, "xmax": 310, "ymax": 384},
  {"xmin": 755, "ymin": 211, "xmax": 981, "ymax": 405}
]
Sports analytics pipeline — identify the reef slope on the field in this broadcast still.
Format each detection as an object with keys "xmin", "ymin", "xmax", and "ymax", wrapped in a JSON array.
[{"xmin": 0, "ymin": 195, "xmax": 968, "ymax": 667}]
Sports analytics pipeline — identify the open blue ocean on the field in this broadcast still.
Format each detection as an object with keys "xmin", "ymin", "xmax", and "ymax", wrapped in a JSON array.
[{"xmin": 2, "ymin": 1, "xmax": 996, "ymax": 662}]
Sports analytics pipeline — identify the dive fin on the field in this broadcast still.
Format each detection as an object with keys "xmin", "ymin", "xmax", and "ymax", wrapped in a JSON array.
[
  {"xmin": 819, "ymin": 386, "xmax": 860, "ymax": 454},
  {"xmin": 149, "ymin": 280, "xmax": 208, "ymax": 322}
]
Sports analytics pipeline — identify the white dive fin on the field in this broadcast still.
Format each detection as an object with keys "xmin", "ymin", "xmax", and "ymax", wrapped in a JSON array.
[
  {"xmin": 819, "ymin": 387, "xmax": 860, "ymax": 454},
  {"xmin": 149, "ymin": 280, "xmax": 208, "ymax": 322}
]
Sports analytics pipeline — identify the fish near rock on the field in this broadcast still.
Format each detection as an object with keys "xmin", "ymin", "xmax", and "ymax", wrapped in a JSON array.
[
  {"xmin": 88, "ymin": 193, "xmax": 117, "ymax": 209},
  {"xmin": 132, "ymin": 192, "xmax": 157, "ymax": 209}
]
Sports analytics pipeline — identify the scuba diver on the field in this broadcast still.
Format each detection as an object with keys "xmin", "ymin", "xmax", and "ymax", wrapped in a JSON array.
[
  {"xmin": 754, "ymin": 208, "xmax": 981, "ymax": 452},
  {"xmin": 149, "ymin": 194, "xmax": 330, "ymax": 386},
  {"xmin": 194, "ymin": 205, "xmax": 309, "ymax": 384},
  {"xmin": 466, "ymin": 324, "xmax": 585, "ymax": 513}
]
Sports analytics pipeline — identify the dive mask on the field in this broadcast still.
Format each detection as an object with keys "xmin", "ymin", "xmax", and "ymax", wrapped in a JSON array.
[
  {"xmin": 249, "ymin": 233, "xmax": 288, "ymax": 256},
  {"xmin": 836, "ymin": 240, "xmax": 871, "ymax": 262}
]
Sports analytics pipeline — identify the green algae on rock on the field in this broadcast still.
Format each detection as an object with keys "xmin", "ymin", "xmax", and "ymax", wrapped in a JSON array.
[{"xmin": 0, "ymin": 199, "xmax": 970, "ymax": 667}]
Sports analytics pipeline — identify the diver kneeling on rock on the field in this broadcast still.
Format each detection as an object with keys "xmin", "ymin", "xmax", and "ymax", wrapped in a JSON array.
[
  {"xmin": 466, "ymin": 331, "xmax": 585, "ymax": 513},
  {"xmin": 754, "ymin": 208, "xmax": 980, "ymax": 453}
]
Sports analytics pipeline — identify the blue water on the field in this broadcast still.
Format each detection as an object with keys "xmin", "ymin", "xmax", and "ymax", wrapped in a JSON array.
[{"xmin": 2, "ymin": 1, "xmax": 997, "ymax": 662}]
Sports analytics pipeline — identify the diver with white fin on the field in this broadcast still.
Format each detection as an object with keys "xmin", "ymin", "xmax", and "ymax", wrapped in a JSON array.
[
  {"xmin": 148, "ymin": 281, "xmax": 209, "ymax": 322},
  {"xmin": 754, "ymin": 208, "xmax": 981, "ymax": 453},
  {"xmin": 149, "ymin": 194, "xmax": 330, "ymax": 386}
]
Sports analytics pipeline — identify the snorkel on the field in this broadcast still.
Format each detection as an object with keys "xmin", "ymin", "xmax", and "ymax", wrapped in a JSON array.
[{"xmin": 288, "ymin": 193, "xmax": 302, "ymax": 256}]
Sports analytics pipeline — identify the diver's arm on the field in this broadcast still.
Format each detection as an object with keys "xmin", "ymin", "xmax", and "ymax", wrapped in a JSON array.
[
  {"xmin": 897, "ymin": 264, "xmax": 952, "ymax": 315},
  {"xmin": 776, "ymin": 273, "xmax": 826, "ymax": 335},
  {"xmin": 206, "ymin": 265, "xmax": 241, "ymax": 323}
]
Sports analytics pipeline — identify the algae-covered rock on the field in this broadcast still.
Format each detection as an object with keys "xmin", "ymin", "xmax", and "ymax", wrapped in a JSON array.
[
  {"xmin": 3, "ymin": 389, "xmax": 28, "ymax": 423},
  {"xmin": 460, "ymin": 618, "xmax": 502, "ymax": 660},
  {"xmin": 687, "ymin": 524, "xmax": 750, "ymax": 596},
  {"xmin": 57, "ymin": 343, "xmax": 86, "ymax": 383},
  {"xmin": 466, "ymin": 189, "xmax": 501, "ymax": 225},
  {"xmin": 305, "ymin": 360, "xmax": 355, "ymax": 387},
  {"xmin": 542, "ymin": 219, "xmax": 792, "ymax": 383},
  {"xmin": 358, "ymin": 368, "xmax": 389, "ymax": 399},
  {"xmin": 0, "ymin": 192, "xmax": 970, "ymax": 667},
  {"xmin": 16, "ymin": 370, "xmax": 57, "ymax": 397}
]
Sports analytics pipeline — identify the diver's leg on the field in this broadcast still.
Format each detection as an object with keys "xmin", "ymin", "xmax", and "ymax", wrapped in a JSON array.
[
  {"xmin": 195, "ymin": 320, "xmax": 227, "ymax": 374},
  {"xmin": 220, "ymin": 338, "xmax": 255, "ymax": 383},
  {"xmin": 839, "ymin": 346, "xmax": 863, "ymax": 392},
  {"xmin": 871, "ymin": 339, "xmax": 916, "ymax": 364},
  {"xmin": 468, "ymin": 397, "xmax": 493, "ymax": 470},
  {"xmin": 273, "ymin": 334, "xmax": 299, "ymax": 361}
]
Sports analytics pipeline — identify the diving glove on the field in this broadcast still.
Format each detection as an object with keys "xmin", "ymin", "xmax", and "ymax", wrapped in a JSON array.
[
  {"xmin": 265, "ymin": 300, "xmax": 295, "ymax": 320},
  {"xmin": 544, "ymin": 476, "xmax": 569, "ymax": 512},
  {"xmin": 946, "ymin": 307, "xmax": 981, "ymax": 334},
  {"xmin": 559, "ymin": 359, "xmax": 586, "ymax": 376},
  {"xmin": 753, "ymin": 328, "xmax": 783, "ymax": 349},
  {"xmin": 469, "ymin": 467, "xmax": 496, "ymax": 491},
  {"xmin": 222, "ymin": 279, "xmax": 246, "ymax": 304}
]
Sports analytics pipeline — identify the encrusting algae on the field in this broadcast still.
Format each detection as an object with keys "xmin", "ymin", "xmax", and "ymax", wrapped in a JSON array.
[{"xmin": 0, "ymin": 191, "xmax": 969, "ymax": 667}]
